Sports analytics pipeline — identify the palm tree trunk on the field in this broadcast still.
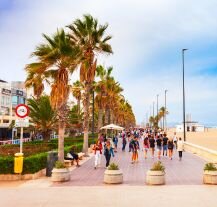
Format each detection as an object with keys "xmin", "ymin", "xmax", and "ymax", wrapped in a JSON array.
[
  {"xmin": 110, "ymin": 112, "xmax": 114, "ymax": 124},
  {"xmin": 42, "ymin": 130, "xmax": 50, "ymax": 142},
  {"xmin": 83, "ymin": 84, "xmax": 91, "ymax": 155},
  {"xmin": 105, "ymin": 107, "xmax": 109, "ymax": 125},
  {"xmin": 58, "ymin": 120, "xmax": 65, "ymax": 162},
  {"xmin": 78, "ymin": 98, "xmax": 81, "ymax": 115},
  {"xmin": 98, "ymin": 108, "xmax": 103, "ymax": 131}
]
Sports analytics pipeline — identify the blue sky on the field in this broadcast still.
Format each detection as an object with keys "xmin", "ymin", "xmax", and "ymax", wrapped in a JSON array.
[{"xmin": 1, "ymin": 0, "xmax": 217, "ymax": 126}]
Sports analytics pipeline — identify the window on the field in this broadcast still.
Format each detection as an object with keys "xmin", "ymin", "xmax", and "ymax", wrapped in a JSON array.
[
  {"xmin": 12, "ymin": 96, "xmax": 18, "ymax": 105},
  {"xmin": 19, "ymin": 97, "xmax": 25, "ymax": 104},
  {"xmin": 1, "ymin": 96, "xmax": 5, "ymax": 106}
]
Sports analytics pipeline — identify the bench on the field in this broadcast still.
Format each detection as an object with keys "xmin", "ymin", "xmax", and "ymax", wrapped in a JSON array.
[
  {"xmin": 64, "ymin": 159, "xmax": 74, "ymax": 168},
  {"xmin": 78, "ymin": 152, "xmax": 85, "ymax": 160}
]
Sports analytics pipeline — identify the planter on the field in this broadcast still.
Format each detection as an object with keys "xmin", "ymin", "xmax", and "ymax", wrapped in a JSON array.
[
  {"xmin": 146, "ymin": 170, "xmax": 165, "ymax": 185},
  {"xmin": 51, "ymin": 168, "xmax": 70, "ymax": 182},
  {"xmin": 203, "ymin": 170, "xmax": 217, "ymax": 185},
  {"xmin": 104, "ymin": 169, "xmax": 123, "ymax": 184}
]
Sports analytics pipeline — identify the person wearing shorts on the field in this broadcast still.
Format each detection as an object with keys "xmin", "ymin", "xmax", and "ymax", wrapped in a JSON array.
[
  {"xmin": 168, "ymin": 137, "xmax": 174, "ymax": 160},
  {"xmin": 162, "ymin": 134, "xmax": 168, "ymax": 156},
  {"xmin": 149, "ymin": 135, "xmax": 155, "ymax": 158},
  {"xmin": 143, "ymin": 136, "xmax": 149, "ymax": 159}
]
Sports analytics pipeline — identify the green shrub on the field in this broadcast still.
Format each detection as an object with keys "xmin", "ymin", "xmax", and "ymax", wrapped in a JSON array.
[
  {"xmin": 204, "ymin": 163, "xmax": 217, "ymax": 171},
  {"xmin": 0, "ymin": 156, "xmax": 14, "ymax": 174},
  {"xmin": 107, "ymin": 163, "xmax": 119, "ymax": 170},
  {"xmin": 150, "ymin": 161, "xmax": 165, "ymax": 172},
  {"xmin": 22, "ymin": 152, "xmax": 47, "ymax": 174},
  {"xmin": 55, "ymin": 161, "xmax": 65, "ymax": 169}
]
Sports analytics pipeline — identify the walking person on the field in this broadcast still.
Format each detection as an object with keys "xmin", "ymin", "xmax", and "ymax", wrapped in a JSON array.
[
  {"xmin": 162, "ymin": 134, "xmax": 168, "ymax": 156},
  {"xmin": 128, "ymin": 134, "xmax": 133, "ymax": 152},
  {"xmin": 131, "ymin": 136, "xmax": 139, "ymax": 163},
  {"xmin": 104, "ymin": 140, "xmax": 114, "ymax": 168},
  {"xmin": 173, "ymin": 132, "xmax": 178, "ymax": 150},
  {"xmin": 168, "ymin": 137, "xmax": 174, "ymax": 160},
  {"xmin": 143, "ymin": 136, "xmax": 149, "ymax": 159},
  {"xmin": 156, "ymin": 135, "xmax": 163, "ymax": 160},
  {"xmin": 113, "ymin": 135, "xmax": 118, "ymax": 152},
  {"xmin": 177, "ymin": 137, "xmax": 184, "ymax": 161},
  {"xmin": 93, "ymin": 140, "xmax": 103, "ymax": 169},
  {"xmin": 122, "ymin": 134, "xmax": 127, "ymax": 151},
  {"xmin": 149, "ymin": 134, "xmax": 155, "ymax": 159}
]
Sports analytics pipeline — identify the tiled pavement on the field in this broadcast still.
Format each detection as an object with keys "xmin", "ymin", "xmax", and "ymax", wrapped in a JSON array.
[{"xmin": 53, "ymin": 139, "xmax": 206, "ymax": 187}]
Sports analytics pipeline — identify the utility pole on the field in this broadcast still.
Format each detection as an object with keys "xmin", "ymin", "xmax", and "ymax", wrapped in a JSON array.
[
  {"xmin": 182, "ymin": 49, "xmax": 188, "ymax": 141},
  {"xmin": 164, "ymin": 90, "xmax": 168, "ymax": 131},
  {"xmin": 156, "ymin": 94, "xmax": 159, "ymax": 128}
]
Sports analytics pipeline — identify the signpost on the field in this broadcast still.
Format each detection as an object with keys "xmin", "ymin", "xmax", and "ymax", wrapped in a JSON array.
[{"xmin": 15, "ymin": 104, "xmax": 29, "ymax": 153}]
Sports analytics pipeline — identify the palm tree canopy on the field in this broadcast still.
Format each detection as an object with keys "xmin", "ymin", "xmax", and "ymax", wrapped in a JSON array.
[
  {"xmin": 28, "ymin": 96, "xmax": 57, "ymax": 131},
  {"xmin": 67, "ymin": 14, "xmax": 113, "ymax": 84},
  {"xmin": 26, "ymin": 29, "xmax": 81, "ymax": 110}
]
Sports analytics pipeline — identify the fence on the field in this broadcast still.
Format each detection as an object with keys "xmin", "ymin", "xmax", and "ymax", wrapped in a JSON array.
[{"xmin": 0, "ymin": 138, "xmax": 31, "ymax": 145}]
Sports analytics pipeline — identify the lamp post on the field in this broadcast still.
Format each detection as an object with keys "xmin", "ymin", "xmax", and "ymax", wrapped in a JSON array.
[
  {"xmin": 92, "ymin": 90, "xmax": 95, "ymax": 138},
  {"xmin": 182, "ymin": 49, "xmax": 188, "ymax": 141},
  {"xmin": 152, "ymin": 102, "xmax": 155, "ymax": 128},
  {"xmin": 156, "ymin": 94, "xmax": 159, "ymax": 128},
  {"xmin": 164, "ymin": 90, "xmax": 168, "ymax": 131}
]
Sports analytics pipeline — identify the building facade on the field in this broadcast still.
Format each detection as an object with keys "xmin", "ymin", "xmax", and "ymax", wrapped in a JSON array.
[{"xmin": 0, "ymin": 80, "xmax": 27, "ymax": 140}]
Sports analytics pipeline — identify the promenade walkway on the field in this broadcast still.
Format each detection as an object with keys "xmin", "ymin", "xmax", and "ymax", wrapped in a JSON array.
[
  {"xmin": 53, "ymin": 139, "xmax": 206, "ymax": 187},
  {"xmin": 1, "ymin": 139, "xmax": 216, "ymax": 207}
]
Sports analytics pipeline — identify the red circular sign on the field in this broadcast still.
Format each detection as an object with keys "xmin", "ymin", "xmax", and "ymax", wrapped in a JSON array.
[{"xmin": 15, "ymin": 104, "xmax": 29, "ymax": 118}]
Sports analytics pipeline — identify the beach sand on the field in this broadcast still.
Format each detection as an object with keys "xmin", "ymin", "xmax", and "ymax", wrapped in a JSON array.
[{"xmin": 167, "ymin": 128, "xmax": 217, "ymax": 151}]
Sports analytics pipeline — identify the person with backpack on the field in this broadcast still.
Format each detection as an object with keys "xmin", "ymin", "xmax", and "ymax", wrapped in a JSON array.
[
  {"xmin": 156, "ymin": 135, "xmax": 163, "ymax": 160},
  {"xmin": 168, "ymin": 137, "xmax": 174, "ymax": 160}
]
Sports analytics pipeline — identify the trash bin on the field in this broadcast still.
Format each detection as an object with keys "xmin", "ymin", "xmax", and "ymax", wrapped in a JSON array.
[
  {"xmin": 46, "ymin": 151, "xmax": 58, "ymax": 177},
  {"xmin": 14, "ymin": 153, "xmax": 24, "ymax": 174}
]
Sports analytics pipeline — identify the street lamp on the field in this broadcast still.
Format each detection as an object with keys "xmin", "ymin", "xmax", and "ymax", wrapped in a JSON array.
[
  {"xmin": 156, "ymin": 94, "xmax": 159, "ymax": 128},
  {"xmin": 182, "ymin": 49, "xmax": 188, "ymax": 141},
  {"xmin": 164, "ymin": 90, "xmax": 168, "ymax": 131},
  {"xmin": 92, "ymin": 90, "xmax": 95, "ymax": 137}
]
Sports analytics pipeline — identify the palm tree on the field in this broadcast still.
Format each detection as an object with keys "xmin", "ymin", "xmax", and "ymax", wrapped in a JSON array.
[
  {"xmin": 95, "ymin": 65, "xmax": 112, "ymax": 130},
  {"xmin": 25, "ymin": 29, "xmax": 81, "ymax": 161},
  {"xmin": 72, "ymin": 80, "xmax": 83, "ymax": 115},
  {"xmin": 25, "ymin": 63, "xmax": 47, "ymax": 99},
  {"xmin": 28, "ymin": 96, "xmax": 57, "ymax": 141},
  {"xmin": 68, "ymin": 14, "xmax": 113, "ymax": 154},
  {"xmin": 158, "ymin": 106, "xmax": 168, "ymax": 130}
]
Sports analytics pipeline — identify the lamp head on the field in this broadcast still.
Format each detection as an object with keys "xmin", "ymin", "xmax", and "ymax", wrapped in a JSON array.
[{"xmin": 182, "ymin": 49, "xmax": 188, "ymax": 52}]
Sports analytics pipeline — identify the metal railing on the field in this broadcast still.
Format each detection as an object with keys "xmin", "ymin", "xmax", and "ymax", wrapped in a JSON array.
[{"xmin": 0, "ymin": 138, "xmax": 31, "ymax": 145}]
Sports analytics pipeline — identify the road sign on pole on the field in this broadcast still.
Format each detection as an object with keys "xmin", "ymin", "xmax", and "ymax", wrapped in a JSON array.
[
  {"xmin": 15, "ymin": 118, "xmax": 29, "ymax": 127},
  {"xmin": 15, "ymin": 104, "xmax": 29, "ymax": 118},
  {"xmin": 15, "ymin": 104, "xmax": 29, "ymax": 154}
]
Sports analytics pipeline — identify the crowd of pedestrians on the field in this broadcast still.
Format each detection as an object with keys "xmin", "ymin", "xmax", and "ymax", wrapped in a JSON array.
[{"xmin": 92, "ymin": 128, "xmax": 184, "ymax": 169}]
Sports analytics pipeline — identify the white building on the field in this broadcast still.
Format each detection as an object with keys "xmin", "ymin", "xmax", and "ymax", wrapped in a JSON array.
[
  {"xmin": 176, "ymin": 114, "xmax": 205, "ymax": 132},
  {"xmin": 0, "ymin": 80, "xmax": 27, "ymax": 140}
]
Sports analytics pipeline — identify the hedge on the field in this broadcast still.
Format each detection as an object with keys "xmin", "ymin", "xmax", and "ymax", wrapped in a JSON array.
[
  {"xmin": 23, "ymin": 152, "xmax": 47, "ymax": 174},
  {"xmin": 0, "ymin": 156, "xmax": 14, "ymax": 174},
  {"xmin": 0, "ymin": 142, "xmax": 91, "ymax": 175}
]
